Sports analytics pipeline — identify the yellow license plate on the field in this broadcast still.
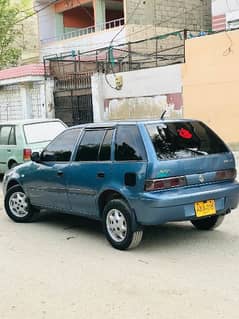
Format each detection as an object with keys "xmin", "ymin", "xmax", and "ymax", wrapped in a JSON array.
[{"xmin": 194, "ymin": 200, "xmax": 216, "ymax": 217}]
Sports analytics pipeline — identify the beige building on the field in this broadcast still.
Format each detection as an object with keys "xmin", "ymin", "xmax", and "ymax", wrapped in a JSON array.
[{"xmin": 182, "ymin": 29, "xmax": 239, "ymax": 149}]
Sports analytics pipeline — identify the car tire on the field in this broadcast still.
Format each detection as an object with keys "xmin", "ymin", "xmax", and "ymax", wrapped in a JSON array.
[
  {"xmin": 102, "ymin": 199, "xmax": 143, "ymax": 250},
  {"xmin": 4, "ymin": 185, "xmax": 38, "ymax": 223},
  {"xmin": 191, "ymin": 215, "xmax": 224, "ymax": 230}
]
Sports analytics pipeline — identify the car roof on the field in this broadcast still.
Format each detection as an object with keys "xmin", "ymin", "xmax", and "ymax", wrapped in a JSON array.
[
  {"xmin": 0, "ymin": 118, "xmax": 65, "ymax": 126},
  {"xmin": 70, "ymin": 118, "xmax": 197, "ymax": 129}
]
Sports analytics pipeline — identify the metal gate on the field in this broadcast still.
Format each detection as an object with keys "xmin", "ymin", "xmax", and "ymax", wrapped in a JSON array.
[{"xmin": 54, "ymin": 91, "xmax": 93, "ymax": 126}]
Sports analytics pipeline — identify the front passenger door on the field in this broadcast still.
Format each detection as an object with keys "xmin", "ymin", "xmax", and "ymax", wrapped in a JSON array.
[{"xmin": 23, "ymin": 128, "xmax": 82, "ymax": 211}]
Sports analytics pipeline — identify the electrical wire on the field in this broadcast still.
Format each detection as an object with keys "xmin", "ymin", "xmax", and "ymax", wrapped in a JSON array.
[
  {"xmin": 42, "ymin": 1, "xmax": 209, "ymax": 89},
  {"xmin": 223, "ymin": 30, "xmax": 233, "ymax": 55},
  {"xmin": 105, "ymin": 0, "xmax": 144, "ymax": 89},
  {"xmin": 105, "ymin": 2, "xmax": 205, "ymax": 90},
  {"xmin": 40, "ymin": 0, "xmax": 205, "ymax": 55}
]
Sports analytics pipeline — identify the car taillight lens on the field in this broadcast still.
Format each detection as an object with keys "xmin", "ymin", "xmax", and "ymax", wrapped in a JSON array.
[
  {"xmin": 215, "ymin": 169, "xmax": 237, "ymax": 181},
  {"xmin": 145, "ymin": 176, "xmax": 187, "ymax": 191},
  {"xmin": 23, "ymin": 148, "xmax": 32, "ymax": 161}
]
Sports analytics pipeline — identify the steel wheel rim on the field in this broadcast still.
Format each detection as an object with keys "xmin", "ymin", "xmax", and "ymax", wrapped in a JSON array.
[
  {"xmin": 9, "ymin": 192, "xmax": 28, "ymax": 218},
  {"xmin": 106, "ymin": 209, "xmax": 127, "ymax": 242}
]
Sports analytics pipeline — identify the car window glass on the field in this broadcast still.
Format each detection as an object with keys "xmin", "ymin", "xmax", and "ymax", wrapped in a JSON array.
[
  {"xmin": 24, "ymin": 121, "xmax": 66, "ymax": 144},
  {"xmin": 146, "ymin": 121, "xmax": 229, "ymax": 160},
  {"xmin": 8, "ymin": 127, "xmax": 16, "ymax": 145},
  {"xmin": 99, "ymin": 130, "xmax": 114, "ymax": 161},
  {"xmin": 41, "ymin": 129, "xmax": 81, "ymax": 162},
  {"xmin": 115, "ymin": 126, "xmax": 146, "ymax": 161},
  {"xmin": 0, "ymin": 126, "xmax": 12, "ymax": 145},
  {"xmin": 76, "ymin": 130, "xmax": 105, "ymax": 161}
]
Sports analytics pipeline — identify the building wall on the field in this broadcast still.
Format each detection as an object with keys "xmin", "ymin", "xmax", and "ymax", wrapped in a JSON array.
[
  {"xmin": 126, "ymin": 0, "xmax": 211, "ymax": 31},
  {"xmin": 182, "ymin": 30, "xmax": 239, "ymax": 148},
  {"xmin": 92, "ymin": 64, "xmax": 183, "ymax": 122},
  {"xmin": 40, "ymin": 27, "xmax": 127, "ymax": 58},
  {"xmin": 0, "ymin": 78, "xmax": 54, "ymax": 121},
  {"xmin": 63, "ymin": 7, "xmax": 94, "ymax": 28},
  {"xmin": 212, "ymin": 0, "xmax": 239, "ymax": 31}
]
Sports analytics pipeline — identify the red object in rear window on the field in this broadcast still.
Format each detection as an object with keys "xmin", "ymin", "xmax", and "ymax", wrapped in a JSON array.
[
  {"xmin": 23, "ymin": 148, "xmax": 32, "ymax": 161},
  {"xmin": 177, "ymin": 128, "xmax": 192, "ymax": 139}
]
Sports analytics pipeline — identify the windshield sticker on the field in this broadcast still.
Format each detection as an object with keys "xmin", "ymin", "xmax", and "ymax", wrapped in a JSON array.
[{"xmin": 177, "ymin": 128, "xmax": 192, "ymax": 139}]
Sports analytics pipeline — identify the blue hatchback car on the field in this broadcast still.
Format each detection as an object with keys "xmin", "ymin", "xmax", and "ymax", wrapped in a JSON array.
[{"xmin": 3, "ymin": 119, "xmax": 239, "ymax": 250}]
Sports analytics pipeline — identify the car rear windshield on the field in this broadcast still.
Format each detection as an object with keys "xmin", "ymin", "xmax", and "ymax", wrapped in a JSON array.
[
  {"xmin": 24, "ymin": 121, "xmax": 66, "ymax": 144},
  {"xmin": 146, "ymin": 121, "xmax": 229, "ymax": 160}
]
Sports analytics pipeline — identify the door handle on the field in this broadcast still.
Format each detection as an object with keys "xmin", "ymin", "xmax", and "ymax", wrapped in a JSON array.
[
  {"xmin": 97, "ymin": 172, "xmax": 105, "ymax": 178},
  {"xmin": 57, "ymin": 171, "xmax": 64, "ymax": 177},
  {"xmin": 7, "ymin": 149, "xmax": 11, "ymax": 152}
]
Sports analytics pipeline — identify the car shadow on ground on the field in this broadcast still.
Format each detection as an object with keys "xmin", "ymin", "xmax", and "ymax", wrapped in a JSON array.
[{"xmin": 35, "ymin": 210, "xmax": 231, "ymax": 251}]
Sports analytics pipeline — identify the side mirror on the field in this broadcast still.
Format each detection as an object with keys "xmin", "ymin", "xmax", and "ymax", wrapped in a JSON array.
[{"xmin": 31, "ymin": 152, "xmax": 41, "ymax": 163}]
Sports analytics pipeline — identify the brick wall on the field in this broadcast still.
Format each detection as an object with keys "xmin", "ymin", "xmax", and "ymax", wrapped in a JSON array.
[{"xmin": 126, "ymin": 0, "xmax": 211, "ymax": 31}]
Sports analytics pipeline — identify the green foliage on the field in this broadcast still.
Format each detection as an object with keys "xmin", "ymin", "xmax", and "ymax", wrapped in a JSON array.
[{"xmin": 0, "ymin": 0, "xmax": 22, "ymax": 69}]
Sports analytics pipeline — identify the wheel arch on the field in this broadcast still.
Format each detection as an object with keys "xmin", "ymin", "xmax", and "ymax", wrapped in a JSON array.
[
  {"xmin": 98, "ymin": 189, "xmax": 126, "ymax": 217},
  {"xmin": 8, "ymin": 159, "xmax": 18, "ymax": 169},
  {"xmin": 6, "ymin": 179, "xmax": 21, "ymax": 192},
  {"xmin": 98, "ymin": 189, "xmax": 140, "ymax": 232}
]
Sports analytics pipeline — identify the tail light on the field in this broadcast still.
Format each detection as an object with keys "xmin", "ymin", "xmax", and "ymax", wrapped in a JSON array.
[
  {"xmin": 23, "ymin": 148, "xmax": 32, "ymax": 161},
  {"xmin": 145, "ymin": 176, "xmax": 187, "ymax": 191},
  {"xmin": 215, "ymin": 169, "xmax": 237, "ymax": 181}
]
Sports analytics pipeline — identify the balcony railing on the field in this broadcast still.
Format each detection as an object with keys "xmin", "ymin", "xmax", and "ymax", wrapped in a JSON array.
[{"xmin": 41, "ymin": 18, "xmax": 124, "ymax": 45}]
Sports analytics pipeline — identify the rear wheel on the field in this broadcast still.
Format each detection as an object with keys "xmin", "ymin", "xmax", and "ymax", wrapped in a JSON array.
[
  {"xmin": 4, "ymin": 185, "xmax": 38, "ymax": 222},
  {"xmin": 102, "ymin": 199, "xmax": 143, "ymax": 250},
  {"xmin": 191, "ymin": 215, "xmax": 224, "ymax": 230}
]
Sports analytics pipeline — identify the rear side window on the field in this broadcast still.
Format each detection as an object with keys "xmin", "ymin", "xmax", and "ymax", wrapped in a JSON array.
[
  {"xmin": 76, "ymin": 129, "xmax": 114, "ymax": 162},
  {"xmin": 146, "ymin": 121, "xmax": 229, "ymax": 160},
  {"xmin": 0, "ymin": 126, "xmax": 16, "ymax": 145},
  {"xmin": 24, "ymin": 121, "xmax": 66, "ymax": 144},
  {"xmin": 76, "ymin": 130, "xmax": 105, "ymax": 161},
  {"xmin": 115, "ymin": 125, "xmax": 146, "ymax": 161}
]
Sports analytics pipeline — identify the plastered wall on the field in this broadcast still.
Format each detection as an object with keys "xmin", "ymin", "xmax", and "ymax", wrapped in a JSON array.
[{"xmin": 182, "ymin": 30, "xmax": 239, "ymax": 147}]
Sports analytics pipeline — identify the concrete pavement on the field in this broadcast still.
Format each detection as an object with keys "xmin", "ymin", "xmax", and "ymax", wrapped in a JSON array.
[{"xmin": 0, "ymin": 182, "xmax": 239, "ymax": 318}]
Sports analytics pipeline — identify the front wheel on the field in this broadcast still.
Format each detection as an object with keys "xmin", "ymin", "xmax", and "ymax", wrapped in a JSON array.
[
  {"xmin": 4, "ymin": 185, "xmax": 38, "ymax": 223},
  {"xmin": 102, "ymin": 199, "xmax": 143, "ymax": 250},
  {"xmin": 191, "ymin": 215, "xmax": 225, "ymax": 230}
]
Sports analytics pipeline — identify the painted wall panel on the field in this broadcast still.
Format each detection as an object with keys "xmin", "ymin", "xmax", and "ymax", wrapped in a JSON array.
[{"xmin": 182, "ymin": 30, "xmax": 239, "ymax": 146}]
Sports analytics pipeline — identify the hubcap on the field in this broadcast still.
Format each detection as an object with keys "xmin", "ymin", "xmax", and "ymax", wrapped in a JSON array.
[
  {"xmin": 106, "ymin": 209, "xmax": 127, "ymax": 242},
  {"xmin": 9, "ymin": 192, "xmax": 28, "ymax": 218}
]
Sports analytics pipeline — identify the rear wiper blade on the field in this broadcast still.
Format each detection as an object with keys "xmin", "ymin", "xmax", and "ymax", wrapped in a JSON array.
[{"xmin": 185, "ymin": 148, "xmax": 208, "ymax": 155}]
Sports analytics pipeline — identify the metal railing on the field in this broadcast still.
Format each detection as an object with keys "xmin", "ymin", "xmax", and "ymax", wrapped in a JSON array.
[{"xmin": 41, "ymin": 18, "xmax": 124, "ymax": 45}]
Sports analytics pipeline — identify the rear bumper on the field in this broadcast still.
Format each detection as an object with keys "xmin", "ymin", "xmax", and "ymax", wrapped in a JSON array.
[{"xmin": 130, "ymin": 181, "xmax": 239, "ymax": 225}]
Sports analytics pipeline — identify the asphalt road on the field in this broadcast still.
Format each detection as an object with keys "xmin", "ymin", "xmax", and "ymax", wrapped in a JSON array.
[{"xmin": 0, "ymin": 181, "xmax": 239, "ymax": 319}]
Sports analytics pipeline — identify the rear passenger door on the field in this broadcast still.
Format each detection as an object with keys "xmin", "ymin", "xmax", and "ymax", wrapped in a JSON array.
[
  {"xmin": 67, "ymin": 128, "xmax": 114, "ymax": 216},
  {"xmin": 0, "ymin": 125, "xmax": 16, "ymax": 172}
]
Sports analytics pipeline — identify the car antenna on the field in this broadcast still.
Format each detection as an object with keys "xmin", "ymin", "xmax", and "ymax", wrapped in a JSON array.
[{"xmin": 160, "ymin": 110, "xmax": 167, "ymax": 120}]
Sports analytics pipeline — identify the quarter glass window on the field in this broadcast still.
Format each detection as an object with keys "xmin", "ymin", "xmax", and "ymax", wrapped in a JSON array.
[{"xmin": 115, "ymin": 126, "xmax": 146, "ymax": 161}]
